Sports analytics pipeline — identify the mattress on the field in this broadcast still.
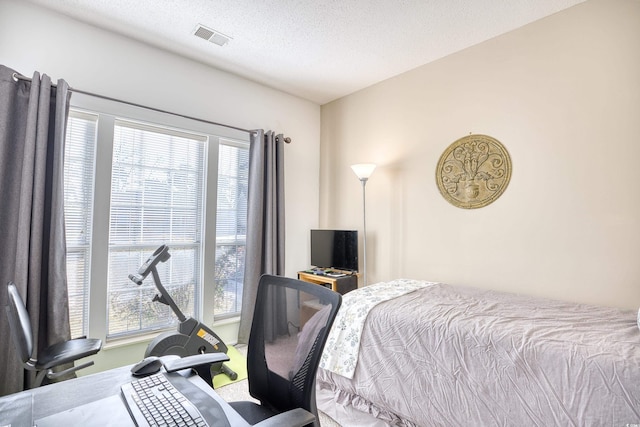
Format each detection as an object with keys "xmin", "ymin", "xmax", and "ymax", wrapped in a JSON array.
[{"xmin": 316, "ymin": 282, "xmax": 640, "ymax": 426}]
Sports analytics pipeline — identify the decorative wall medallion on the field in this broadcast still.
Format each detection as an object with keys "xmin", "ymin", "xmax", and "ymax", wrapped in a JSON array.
[{"xmin": 436, "ymin": 134, "xmax": 512, "ymax": 209}]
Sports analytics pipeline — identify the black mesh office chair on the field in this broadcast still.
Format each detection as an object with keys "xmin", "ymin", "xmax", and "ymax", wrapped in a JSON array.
[
  {"xmin": 229, "ymin": 274, "xmax": 342, "ymax": 427},
  {"xmin": 5, "ymin": 281, "xmax": 102, "ymax": 388}
]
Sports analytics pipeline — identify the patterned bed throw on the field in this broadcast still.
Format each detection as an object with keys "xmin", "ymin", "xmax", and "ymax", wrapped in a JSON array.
[{"xmin": 319, "ymin": 279, "xmax": 435, "ymax": 379}]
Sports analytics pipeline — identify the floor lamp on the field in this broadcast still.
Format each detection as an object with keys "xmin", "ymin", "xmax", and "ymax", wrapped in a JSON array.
[{"xmin": 351, "ymin": 163, "xmax": 376, "ymax": 286}]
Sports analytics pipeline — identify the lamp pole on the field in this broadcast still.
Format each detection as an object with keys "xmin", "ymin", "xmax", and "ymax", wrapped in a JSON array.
[
  {"xmin": 351, "ymin": 164, "xmax": 376, "ymax": 286},
  {"xmin": 360, "ymin": 177, "xmax": 369, "ymax": 286}
]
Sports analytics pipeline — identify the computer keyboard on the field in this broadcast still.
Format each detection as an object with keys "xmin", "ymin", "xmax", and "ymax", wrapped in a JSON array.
[{"xmin": 121, "ymin": 373, "xmax": 209, "ymax": 427}]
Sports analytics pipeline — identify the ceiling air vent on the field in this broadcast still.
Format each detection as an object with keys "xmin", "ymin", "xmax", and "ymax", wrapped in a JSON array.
[{"xmin": 193, "ymin": 24, "xmax": 231, "ymax": 47}]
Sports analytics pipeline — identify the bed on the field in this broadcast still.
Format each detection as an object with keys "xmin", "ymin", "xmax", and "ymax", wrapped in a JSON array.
[{"xmin": 315, "ymin": 279, "xmax": 640, "ymax": 426}]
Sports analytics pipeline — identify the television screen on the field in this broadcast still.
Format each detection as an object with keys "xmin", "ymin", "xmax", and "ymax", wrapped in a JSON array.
[{"xmin": 310, "ymin": 229, "xmax": 358, "ymax": 272}]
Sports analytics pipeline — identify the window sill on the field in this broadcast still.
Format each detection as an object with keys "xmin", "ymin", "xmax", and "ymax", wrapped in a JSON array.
[
  {"xmin": 213, "ymin": 315, "xmax": 241, "ymax": 327},
  {"xmin": 103, "ymin": 316, "xmax": 241, "ymax": 350},
  {"xmin": 103, "ymin": 331, "xmax": 160, "ymax": 350}
]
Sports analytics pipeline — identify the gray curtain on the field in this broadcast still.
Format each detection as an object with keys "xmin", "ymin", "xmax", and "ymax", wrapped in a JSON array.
[
  {"xmin": 238, "ymin": 130, "xmax": 286, "ymax": 343},
  {"xmin": 0, "ymin": 65, "xmax": 72, "ymax": 395}
]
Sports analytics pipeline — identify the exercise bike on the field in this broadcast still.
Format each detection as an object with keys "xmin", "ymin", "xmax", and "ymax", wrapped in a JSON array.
[{"xmin": 128, "ymin": 245, "xmax": 237, "ymax": 382}]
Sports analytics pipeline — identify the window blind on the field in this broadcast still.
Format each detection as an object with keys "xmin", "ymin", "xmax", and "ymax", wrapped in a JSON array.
[
  {"xmin": 64, "ymin": 111, "xmax": 98, "ymax": 338},
  {"xmin": 214, "ymin": 142, "xmax": 249, "ymax": 316},
  {"xmin": 107, "ymin": 120, "xmax": 206, "ymax": 337},
  {"xmin": 63, "ymin": 103, "xmax": 249, "ymax": 340}
]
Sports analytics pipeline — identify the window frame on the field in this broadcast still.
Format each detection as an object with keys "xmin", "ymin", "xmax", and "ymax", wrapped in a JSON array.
[{"xmin": 67, "ymin": 93, "xmax": 250, "ymax": 343}]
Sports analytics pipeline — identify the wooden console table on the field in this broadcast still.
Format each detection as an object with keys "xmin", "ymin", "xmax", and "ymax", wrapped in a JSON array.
[{"xmin": 297, "ymin": 271, "xmax": 358, "ymax": 295}]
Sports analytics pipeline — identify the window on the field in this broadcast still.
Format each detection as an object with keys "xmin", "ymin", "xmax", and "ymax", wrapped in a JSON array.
[
  {"xmin": 107, "ymin": 120, "xmax": 206, "ymax": 337},
  {"xmin": 64, "ymin": 111, "xmax": 97, "ymax": 338},
  {"xmin": 212, "ymin": 142, "xmax": 249, "ymax": 318},
  {"xmin": 63, "ymin": 102, "xmax": 249, "ymax": 340},
  {"xmin": 214, "ymin": 144, "xmax": 249, "ymax": 316}
]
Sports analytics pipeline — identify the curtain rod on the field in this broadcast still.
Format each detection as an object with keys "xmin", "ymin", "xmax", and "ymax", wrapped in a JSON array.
[{"xmin": 11, "ymin": 72, "xmax": 292, "ymax": 143}]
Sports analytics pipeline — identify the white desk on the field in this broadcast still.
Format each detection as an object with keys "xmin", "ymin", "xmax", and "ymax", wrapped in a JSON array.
[{"xmin": 0, "ymin": 364, "xmax": 249, "ymax": 426}]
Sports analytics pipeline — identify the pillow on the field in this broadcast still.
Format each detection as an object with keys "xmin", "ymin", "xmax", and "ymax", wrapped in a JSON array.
[
  {"xmin": 637, "ymin": 308, "xmax": 640, "ymax": 331},
  {"xmin": 289, "ymin": 304, "xmax": 331, "ymax": 379}
]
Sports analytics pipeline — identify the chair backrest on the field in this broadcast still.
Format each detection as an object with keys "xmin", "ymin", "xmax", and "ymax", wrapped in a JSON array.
[
  {"xmin": 6, "ymin": 282, "xmax": 35, "ymax": 364},
  {"xmin": 246, "ymin": 274, "xmax": 342, "ymax": 419}
]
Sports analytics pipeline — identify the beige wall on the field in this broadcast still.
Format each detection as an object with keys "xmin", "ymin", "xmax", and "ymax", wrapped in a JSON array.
[
  {"xmin": 0, "ymin": 0, "xmax": 321, "ymax": 372},
  {"xmin": 320, "ymin": 0, "xmax": 640, "ymax": 309}
]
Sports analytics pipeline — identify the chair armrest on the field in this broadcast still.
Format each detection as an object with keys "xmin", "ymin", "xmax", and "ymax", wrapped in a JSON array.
[
  {"xmin": 163, "ymin": 353, "xmax": 230, "ymax": 373},
  {"xmin": 46, "ymin": 360, "xmax": 95, "ymax": 380},
  {"xmin": 253, "ymin": 408, "xmax": 315, "ymax": 427}
]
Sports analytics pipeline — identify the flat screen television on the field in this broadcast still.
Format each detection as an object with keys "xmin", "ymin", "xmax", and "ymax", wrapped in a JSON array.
[{"xmin": 310, "ymin": 229, "xmax": 358, "ymax": 272}]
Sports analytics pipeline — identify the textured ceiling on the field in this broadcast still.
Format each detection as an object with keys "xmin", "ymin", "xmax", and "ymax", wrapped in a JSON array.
[{"xmin": 25, "ymin": 0, "xmax": 586, "ymax": 104}]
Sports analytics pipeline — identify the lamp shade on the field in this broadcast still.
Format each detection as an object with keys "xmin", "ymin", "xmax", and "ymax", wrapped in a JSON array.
[{"xmin": 351, "ymin": 163, "xmax": 376, "ymax": 180}]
